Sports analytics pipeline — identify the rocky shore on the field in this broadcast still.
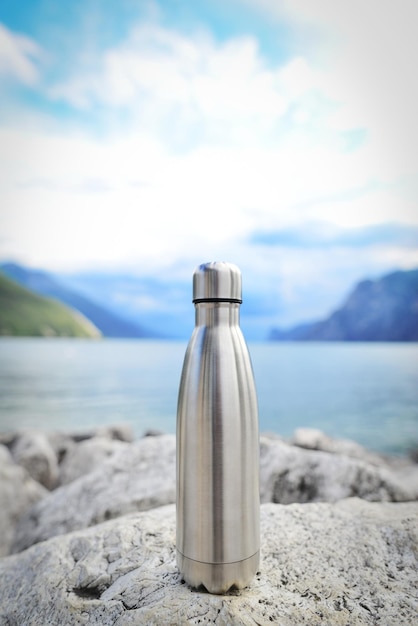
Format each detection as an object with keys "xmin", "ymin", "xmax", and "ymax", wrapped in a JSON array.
[{"xmin": 0, "ymin": 425, "xmax": 417, "ymax": 625}]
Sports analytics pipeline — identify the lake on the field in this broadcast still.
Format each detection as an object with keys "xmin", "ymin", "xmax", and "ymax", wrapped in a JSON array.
[{"xmin": 0, "ymin": 338, "xmax": 417, "ymax": 456}]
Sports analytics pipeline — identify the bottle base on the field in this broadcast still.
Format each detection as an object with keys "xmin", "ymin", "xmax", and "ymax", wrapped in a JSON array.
[{"xmin": 176, "ymin": 550, "xmax": 260, "ymax": 595}]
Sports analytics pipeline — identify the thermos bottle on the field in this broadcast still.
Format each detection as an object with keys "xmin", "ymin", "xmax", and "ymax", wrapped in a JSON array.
[{"xmin": 176, "ymin": 261, "xmax": 260, "ymax": 594}]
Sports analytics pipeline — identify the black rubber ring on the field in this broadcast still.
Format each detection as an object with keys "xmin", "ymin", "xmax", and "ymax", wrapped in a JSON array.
[{"xmin": 193, "ymin": 298, "xmax": 242, "ymax": 304}]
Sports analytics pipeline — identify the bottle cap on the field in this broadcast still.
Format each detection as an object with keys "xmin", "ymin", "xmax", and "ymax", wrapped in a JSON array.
[{"xmin": 193, "ymin": 261, "xmax": 242, "ymax": 303}]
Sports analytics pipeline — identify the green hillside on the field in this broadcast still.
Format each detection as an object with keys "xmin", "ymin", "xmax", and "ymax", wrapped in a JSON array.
[{"xmin": 0, "ymin": 272, "xmax": 101, "ymax": 338}]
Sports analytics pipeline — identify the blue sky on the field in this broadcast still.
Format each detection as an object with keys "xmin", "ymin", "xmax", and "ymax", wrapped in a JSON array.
[{"xmin": 0, "ymin": 0, "xmax": 417, "ymax": 332}]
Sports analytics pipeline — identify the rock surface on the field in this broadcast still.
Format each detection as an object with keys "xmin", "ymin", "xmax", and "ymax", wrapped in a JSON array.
[
  {"xmin": 1, "ymin": 500, "xmax": 417, "ymax": 625},
  {"xmin": 0, "ymin": 444, "xmax": 48, "ymax": 556},
  {"xmin": 291, "ymin": 427, "xmax": 387, "ymax": 466},
  {"xmin": 11, "ymin": 429, "xmax": 60, "ymax": 489},
  {"xmin": 12, "ymin": 434, "xmax": 176, "ymax": 553},
  {"xmin": 59, "ymin": 436, "xmax": 129, "ymax": 485},
  {"xmin": 10, "ymin": 432, "xmax": 418, "ymax": 553},
  {"xmin": 260, "ymin": 434, "xmax": 418, "ymax": 504},
  {"xmin": 45, "ymin": 422, "xmax": 135, "ymax": 463}
]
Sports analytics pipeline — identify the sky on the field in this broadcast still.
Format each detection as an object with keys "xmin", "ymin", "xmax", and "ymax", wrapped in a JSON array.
[{"xmin": 0, "ymin": 0, "xmax": 417, "ymax": 333}]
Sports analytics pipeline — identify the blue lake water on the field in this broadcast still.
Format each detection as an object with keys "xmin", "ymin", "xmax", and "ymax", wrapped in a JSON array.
[{"xmin": 0, "ymin": 338, "xmax": 417, "ymax": 456}]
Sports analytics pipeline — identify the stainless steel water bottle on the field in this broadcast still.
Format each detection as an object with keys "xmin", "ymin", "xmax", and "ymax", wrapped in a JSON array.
[{"xmin": 176, "ymin": 261, "xmax": 260, "ymax": 594}]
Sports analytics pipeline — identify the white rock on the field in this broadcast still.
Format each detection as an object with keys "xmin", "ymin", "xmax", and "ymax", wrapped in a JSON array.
[
  {"xmin": 30, "ymin": 424, "xmax": 135, "ymax": 473},
  {"xmin": 291, "ymin": 427, "xmax": 386, "ymax": 465},
  {"xmin": 93, "ymin": 424, "xmax": 135, "ymax": 443},
  {"xmin": 59, "ymin": 437, "xmax": 129, "ymax": 485},
  {"xmin": 0, "ymin": 444, "xmax": 48, "ymax": 557},
  {"xmin": 12, "ymin": 434, "xmax": 176, "ymax": 552},
  {"xmin": 12, "ymin": 432, "xmax": 418, "ymax": 554},
  {"xmin": 11, "ymin": 429, "xmax": 59, "ymax": 489},
  {"xmin": 1, "ymin": 500, "xmax": 417, "ymax": 625},
  {"xmin": 49, "ymin": 423, "xmax": 135, "ymax": 445},
  {"xmin": 260, "ymin": 435, "xmax": 418, "ymax": 504}
]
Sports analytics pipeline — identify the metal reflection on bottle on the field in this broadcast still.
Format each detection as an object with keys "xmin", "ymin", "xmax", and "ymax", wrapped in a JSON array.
[{"xmin": 176, "ymin": 262, "xmax": 260, "ymax": 594}]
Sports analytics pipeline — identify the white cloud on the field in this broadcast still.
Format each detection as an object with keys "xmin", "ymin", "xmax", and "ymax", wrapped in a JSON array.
[
  {"xmin": 244, "ymin": 0, "xmax": 418, "ymax": 179},
  {"xmin": 0, "ymin": 23, "xmax": 42, "ymax": 85},
  {"xmin": 0, "ymin": 122, "xmax": 415, "ymax": 275},
  {"xmin": 308, "ymin": 188, "xmax": 418, "ymax": 229},
  {"xmin": 1, "ymin": 7, "xmax": 416, "ymax": 303},
  {"xmin": 46, "ymin": 8, "xmax": 417, "ymax": 194},
  {"xmin": 49, "ymin": 23, "xmax": 299, "ymax": 144}
]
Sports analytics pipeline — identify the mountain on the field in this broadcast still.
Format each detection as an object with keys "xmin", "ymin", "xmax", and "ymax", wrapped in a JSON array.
[
  {"xmin": 0, "ymin": 263, "xmax": 272, "ymax": 340},
  {"xmin": 270, "ymin": 269, "xmax": 418, "ymax": 342},
  {"xmin": 0, "ymin": 272, "xmax": 101, "ymax": 338},
  {"xmin": 56, "ymin": 270, "xmax": 191, "ymax": 340},
  {"xmin": 0, "ymin": 263, "xmax": 159, "ymax": 339}
]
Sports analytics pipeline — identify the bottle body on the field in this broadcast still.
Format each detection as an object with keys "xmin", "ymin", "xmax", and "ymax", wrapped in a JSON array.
[{"xmin": 176, "ymin": 301, "xmax": 260, "ymax": 594}]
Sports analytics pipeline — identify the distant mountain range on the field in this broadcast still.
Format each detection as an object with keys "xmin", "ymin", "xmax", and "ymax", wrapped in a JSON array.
[
  {"xmin": 2, "ymin": 262, "xmax": 417, "ymax": 341},
  {"xmin": 1, "ymin": 263, "xmax": 159, "ymax": 339},
  {"xmin": 0, "ymin": 272, "xmax": 101, "ymax": 338},
  {"xmin": 270, "ymin": 269, "xmax": 418, "ymax": 342}
]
